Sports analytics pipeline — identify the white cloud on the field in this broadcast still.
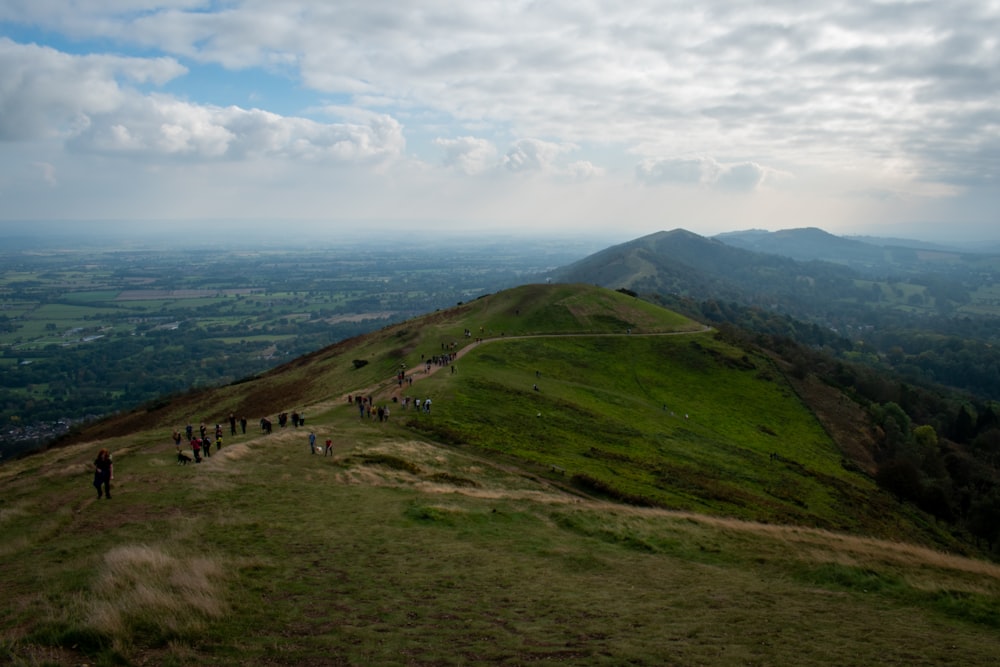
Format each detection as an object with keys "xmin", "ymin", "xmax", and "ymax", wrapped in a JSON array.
[
  {"xmin": 501, "ymin": 139, "xmax": 574, "ymax": 174},
  {"xmin": 1, "ymin": 2, "xmax": 1000, "ymax": 239},
  {"xmin": 0, "ymin": 38, "xmax": 187, "ymax": 140},
  {"xmin": 58, "ymin": 96, "xmax": 399, "ymax": 163},
  {"xmin": 716, "ymin": 162, "xmax": 767, "ymax": 192},
  {"xmin": 0, "ymin": 39, "xmax": 405, "ymax": 163},
  {"xmin": 434, "ymin": 136, "xmax": 497, "ymax": 175},
  {"xmin": 565, "ymin": 160, "xmax": 604, "ymax": 181},
  {"xmin": 68, "ymin": 99, "xmax": 406, "ymax": 162},
  {"xmin": 636, "ymin": 157, "xmax": 773, "ymax": 191},
  {"xmin": 635, "ymin": 158, "xmax": 707, "ymax": 186}
]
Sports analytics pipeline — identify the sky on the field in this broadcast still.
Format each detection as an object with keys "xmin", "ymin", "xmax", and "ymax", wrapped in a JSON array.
[{"xmin": 1, "ymin": 1, "xmax": 998, "ymax": 243}]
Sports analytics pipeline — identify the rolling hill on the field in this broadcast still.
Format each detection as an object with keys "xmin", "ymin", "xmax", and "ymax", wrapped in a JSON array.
[
  {"xmin": 715, "ymin": 227, "xmax": 889, "ymax": 269},
  {"xmin": 716, "ymin": 227, "xmax": 1000, "ymax": 275},
  {"xmin": 2, "ymin": 283, "xmax": 998, "ymax": 665},
  {"xmin": 545, "ymin": 229, "xmax": 859, "ymax": 310}
]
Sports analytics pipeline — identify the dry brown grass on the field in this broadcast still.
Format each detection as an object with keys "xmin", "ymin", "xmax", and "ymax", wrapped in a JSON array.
[{"xmin": 83, "ymin": 544, "xmax": 227, "ymax": 645}]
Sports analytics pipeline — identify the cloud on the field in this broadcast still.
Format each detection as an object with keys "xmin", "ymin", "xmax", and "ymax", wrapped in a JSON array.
[
  {"xmin": 5, "ymin": 4, "xmax": 1000, "ymax": 186},
  {"xmin": 501, "ymin": 138, "xmax": 574, "ymax": 174},
  {"xmin": 716, "ymin": 162, "xmax": 767, "ymax": 191},
  {"xmin": 434, "ymin": 136, "xmax": 497, "ymax": 175},
  {"xmin": 635, "ymin": 158, "xmax": 706, "ymax": 186},
  {"xmin": 1, "ymin": 2, "xmax": 999, "ymax": 237},
  {"xmin": 68, "ymin": 99, "xmax": 406, "ymax": 162},
  {"xmin": 636, "ymin": 157, "xmax": 775, "ymax": 192},
  {"xmin": 565, "ymin": 160, "xmax": 604, "ymax": 181},
  {"xmin": 0, "ymin": 38, "xmax": 187, "ymax": 141},
  {"xmin": 0, "ymin": 39, "xmax": 404, "ymax": 163}
]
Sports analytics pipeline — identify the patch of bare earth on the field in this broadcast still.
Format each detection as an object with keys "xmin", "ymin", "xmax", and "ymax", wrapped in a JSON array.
[{"xmin": 786, "ymin": 372, "xmax": 879, "ymax": 475}]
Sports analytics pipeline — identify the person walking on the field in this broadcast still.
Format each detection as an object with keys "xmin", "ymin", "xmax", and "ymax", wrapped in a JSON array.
[
  {"xmin": 93, "ymin": 448, "xmax": 113, "ymax": 499},
  {"xmin": 308, "ymin": 431, "xmax": 317, "ymax": 454}
]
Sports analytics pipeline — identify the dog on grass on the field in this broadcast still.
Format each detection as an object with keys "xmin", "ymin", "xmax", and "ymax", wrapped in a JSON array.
[{"xmin": 177, "ymin": 451, "xmax": 192, "ymax": 465}]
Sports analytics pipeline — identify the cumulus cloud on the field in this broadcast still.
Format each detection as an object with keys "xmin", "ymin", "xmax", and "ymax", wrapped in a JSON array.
[
  {"xmin": 565, "ymin": 160, "xmax": 604, "ymax": 181},
  {"xmin": 501, "ymin": 138, "xmax": 574, "ymax": 174},
  {"xmin": 716, "ymin": 162, "xmax": 767, "ymax": 191},
  {"xmin": 635, "ymin": 158, "xmax": 707, "ymax": 186},
  {"xmin": 636, "ymin": 157, "xmax": 773, "ymax": 191},
  {"xmin": 0, "ymin": 39, "xmax": 404, "ymax": 164},
  {"xmin": 68, "ymin": 98, "xmax": 405, "ymax": 162},
  {"xmin": 0, "ymin": 38, "xmax": 186, "ymax": 141},
  {"xmin": 6, "ymin": 4, "xmax": 1000, "ymax": 186},
  {"xmin": 434, "ymin": 136, "xmax": 497, "ymax": 175}
]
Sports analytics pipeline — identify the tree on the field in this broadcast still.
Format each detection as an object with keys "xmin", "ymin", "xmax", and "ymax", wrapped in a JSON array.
[
  {"xmin": 875, "ymin": 458, "xmax": 923, "ymax": 502},
  {"xmin": 968, "ymin": 491, "xmax": 1000, "ymax": 551},
  {"xmin": 913, "ymin": 424, "xmax": 937, "ymax": 450},
  {"xmin": 951, "ymin": 405, "xmax": 976, "ymax": 443},
  {"xmin": 970, "ymin": 428, "xmax": 1000, "ymax": 466}
]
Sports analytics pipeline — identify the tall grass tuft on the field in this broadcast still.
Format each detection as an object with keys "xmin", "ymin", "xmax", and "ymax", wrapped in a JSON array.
[{"xmin": 82, "ymin": 544, "xmax": 227, "ymax": 652}]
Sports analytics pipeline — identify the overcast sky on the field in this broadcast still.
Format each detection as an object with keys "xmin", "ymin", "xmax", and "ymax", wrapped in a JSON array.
[{"xmin": 1, "ymin": 1, "xmax": 998, "ymax": 242}]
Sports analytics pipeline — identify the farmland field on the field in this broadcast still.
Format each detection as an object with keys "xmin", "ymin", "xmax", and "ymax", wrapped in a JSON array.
[{"xmin": 1, "ymin": 235, "xmax": 603, "ymax": 451}]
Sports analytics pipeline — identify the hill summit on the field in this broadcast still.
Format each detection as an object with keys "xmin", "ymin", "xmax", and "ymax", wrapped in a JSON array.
[{"xmin": 3, "ymin": 283, "xmax": 999, "ymax": 665}]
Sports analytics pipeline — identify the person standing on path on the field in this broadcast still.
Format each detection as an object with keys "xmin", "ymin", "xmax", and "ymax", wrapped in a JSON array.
[{"xmin": 93, "ymin": 448, "xmax": 113, "ymax": 499}]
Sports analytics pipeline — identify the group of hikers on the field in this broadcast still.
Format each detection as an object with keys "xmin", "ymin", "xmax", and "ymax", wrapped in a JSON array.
[
  {"xmin": 348, "ymin": 393, "xmax": 433, "ymax": 421},
  {"xmin": 173, "ymin": 421, "xmax": 228, "ymax": 463},
  {"xmin": 92, "ymin": 340, "xmax": 462, "ymax": 494}
]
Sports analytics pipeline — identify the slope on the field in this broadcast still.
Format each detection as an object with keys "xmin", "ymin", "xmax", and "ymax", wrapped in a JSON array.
[
  {"xmin": 546, "ymin": 229, "xmax": 859, "ymax": 309},
  {"xmin": 46, "ymin": 283, "xmax": 967, "ymax": 543},
  {"xmin": 3, "ymin": 283, "xmax": 999, "ymax": 665}
]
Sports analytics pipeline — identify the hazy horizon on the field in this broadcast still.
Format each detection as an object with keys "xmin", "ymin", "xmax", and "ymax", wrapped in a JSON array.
[{"xmin": 2, "ymin": 220, "xmax": 997, "ymax": 255}]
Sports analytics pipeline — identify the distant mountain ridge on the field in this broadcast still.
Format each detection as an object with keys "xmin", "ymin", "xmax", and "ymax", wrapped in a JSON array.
[
  {"xmin": 715, "ymin": 227, "xmax": 888, "ymax": 269},
  {"xmin": 715, "ymin": 226, "xmax": 1000, "ymax": 272},
  {"xmin": 550, "ymin": 225, "xmax": 1000, "ymax": 316},
  {"xmin": 547, "ymin": 228, "xmax": 856, "ymax": 309}
]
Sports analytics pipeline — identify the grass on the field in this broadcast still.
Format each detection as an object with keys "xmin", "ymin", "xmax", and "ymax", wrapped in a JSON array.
[
  {"xmin": 418, "ymin": 334, "xmax": 881, "ymax": 530},
  {"xmin": 4, "ymin": 283, "xmax": 998, "ymax": 665},
  {"xmin": 2, "ymin": 432, "xmax": 999, "ymax": 666}
]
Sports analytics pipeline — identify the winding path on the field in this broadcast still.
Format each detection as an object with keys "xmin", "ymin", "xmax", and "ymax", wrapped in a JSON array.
[{"xmin": 327, "ymin": 326, "xmax": 713, "ymax": 410}]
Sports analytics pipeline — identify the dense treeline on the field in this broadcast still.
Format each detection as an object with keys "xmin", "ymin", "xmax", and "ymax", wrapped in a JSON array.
[{"xmin": 650, "ymin": 293, "xmax": 1000, "ymax": 554}]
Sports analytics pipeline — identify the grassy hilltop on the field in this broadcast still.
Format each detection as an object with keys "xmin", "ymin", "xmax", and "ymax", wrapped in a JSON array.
[{"xmin": 3, "ymin": 284, "xmax": 999, "ymax": 666}]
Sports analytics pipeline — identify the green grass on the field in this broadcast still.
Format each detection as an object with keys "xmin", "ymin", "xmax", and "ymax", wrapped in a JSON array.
[
  {"xmin": 2, "ymin": 430, "xmax": 999, "ymax": 666},
  {"xmin": 6, "ymin": 283, "xmax": 997, "ymax": 665},
  {"xmin": 412, "ymin": 333, "xmax": 881, "ymax": 531}
]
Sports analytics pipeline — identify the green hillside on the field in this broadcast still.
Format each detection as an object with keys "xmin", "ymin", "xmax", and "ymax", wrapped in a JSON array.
[{"xmin": 3, "ymin": 283, "xmax": 999, "ymax": 665}]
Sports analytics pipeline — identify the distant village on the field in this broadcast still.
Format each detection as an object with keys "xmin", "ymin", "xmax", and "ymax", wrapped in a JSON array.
[{"xmin": 1, "ymin": 418, "xmax": 86, "ymax": 461}]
